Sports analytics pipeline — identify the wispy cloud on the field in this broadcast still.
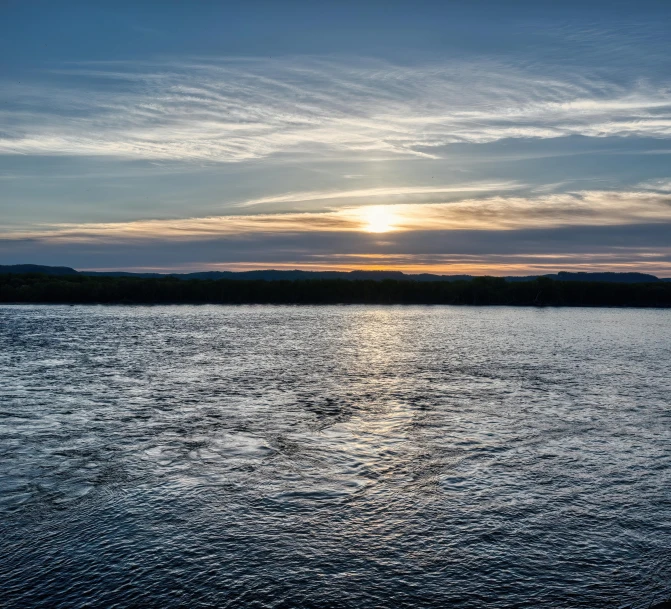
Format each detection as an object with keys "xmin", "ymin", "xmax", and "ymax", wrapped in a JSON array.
[
  {"xmin": 638, "ymin": 177, "xmax": 671, "ymax": 191},
  {"xmin": 236, "ymin": 182, "xmax": 522, "ymax": 207},
  {"xmin": 1, "ymin": 57, "xmax": 670, "ymax": 162},
  {"xmin": 4, "ymin": 189, "xmax": 670, "ymax": 243}
]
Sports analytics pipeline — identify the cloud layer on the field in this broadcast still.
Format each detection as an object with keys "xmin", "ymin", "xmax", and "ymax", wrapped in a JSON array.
[
  {"xmin": 2, "ymin": 57, "xmax": 671, "ymax": 163},
  {"xmin": 3, "ymin": 189, "xmax": 669, "ymax": 244}
]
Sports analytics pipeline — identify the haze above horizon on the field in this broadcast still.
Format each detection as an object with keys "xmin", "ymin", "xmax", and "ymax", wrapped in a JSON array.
[{"xmin": 2, "ymin": 0, "xmax": 671, "ymax": 275}]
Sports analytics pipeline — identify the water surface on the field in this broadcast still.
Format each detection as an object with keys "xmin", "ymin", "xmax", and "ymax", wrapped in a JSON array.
[{"xmin": 1, "ymin": 305, "xmax": 670, "ymax": 608}]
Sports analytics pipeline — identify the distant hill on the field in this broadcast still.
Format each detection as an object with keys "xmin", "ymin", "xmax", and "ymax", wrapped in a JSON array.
[
  {"xmin": 0, "ymin": 265, "xmax": 475, "ymax": 281},
  {"xmin": 0, "ymin": 264, "xmax": 668, "ymax": 283},
  {"xmin": 83, "ymin": 269, "xmax": 477, "ymax": 282},
  {"xmin": 547, "ymin": 271, "xmax": 662, "ymax": 283},
  {"xmin": 0, "ymin": 264, "xmax": 79, "ymax": 276}
]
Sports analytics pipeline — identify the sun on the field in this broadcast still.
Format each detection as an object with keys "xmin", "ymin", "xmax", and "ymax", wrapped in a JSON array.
[{"xmin": 362, "ymin": 206, "xmax": 396, "ymax": 233}]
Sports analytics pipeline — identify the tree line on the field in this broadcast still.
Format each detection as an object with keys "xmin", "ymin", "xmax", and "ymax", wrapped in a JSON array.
[{"xmin": 2, "ymin": 273, "xmax": 671, "ymax": 307}]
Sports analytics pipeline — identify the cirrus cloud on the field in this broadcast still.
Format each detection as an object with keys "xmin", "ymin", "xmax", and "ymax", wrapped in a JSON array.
[
  {"xmin": 1, "ymin": 57, "xmax": 671, "ymax": 163},
  {"xmin": 3, "ymin": 189, "xmax": 669, "ymax": 243}
]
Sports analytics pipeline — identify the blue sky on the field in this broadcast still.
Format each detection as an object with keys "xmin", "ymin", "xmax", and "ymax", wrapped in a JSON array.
[{"xmin": 1, "ymin": 0, "xmax": 671, "ymax": 275}]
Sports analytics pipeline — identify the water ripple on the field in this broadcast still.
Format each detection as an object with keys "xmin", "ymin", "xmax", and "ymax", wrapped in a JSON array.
[{"xmin": 0, "ymin": 304, "xmax": 670, "ymax": 608}]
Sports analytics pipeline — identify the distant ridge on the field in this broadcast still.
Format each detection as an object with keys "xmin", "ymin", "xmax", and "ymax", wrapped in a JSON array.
[
  {"xmin": 546, "ymin": 271, "xmax": 665, "ymax": 283},
  {"xmin": 0, "ymin": 264, "xmax": 79, "ymax": 276},
  {"xmin": 0, "ymin": 264, "xmax": 668, "ymax": 283}
]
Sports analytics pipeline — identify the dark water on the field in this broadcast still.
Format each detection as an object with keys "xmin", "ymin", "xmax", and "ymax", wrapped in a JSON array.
[{"xmin": 1, "ymin": 305, "xmax": 670, "ymax": 608}]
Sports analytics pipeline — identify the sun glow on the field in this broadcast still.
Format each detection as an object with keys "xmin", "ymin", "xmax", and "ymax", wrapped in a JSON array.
[{"xmin": 361, "ymin": 206, "xmax": 397, "ymax": 233}]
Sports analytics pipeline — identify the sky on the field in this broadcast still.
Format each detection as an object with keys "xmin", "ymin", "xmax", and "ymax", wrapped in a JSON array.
[{"xmin": 1, "ymin": 0, "xmax": 671, "ymax": 275}]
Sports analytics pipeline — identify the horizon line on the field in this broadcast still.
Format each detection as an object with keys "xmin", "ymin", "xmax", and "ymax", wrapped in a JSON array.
[{"xmin": 2, "ymin": 263, "xmax": 669, "ymax": 280}]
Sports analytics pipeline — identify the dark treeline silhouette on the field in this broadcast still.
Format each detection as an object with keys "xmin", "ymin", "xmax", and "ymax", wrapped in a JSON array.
[{"xmin": 2, "ymin": 273, "xmax": 671, "ymax": 307}]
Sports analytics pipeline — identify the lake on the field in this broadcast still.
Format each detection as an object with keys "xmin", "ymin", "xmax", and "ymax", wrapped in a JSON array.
[{"xmin": 1, "ymin": 305, "xmax": 670, "ymax": 608}]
